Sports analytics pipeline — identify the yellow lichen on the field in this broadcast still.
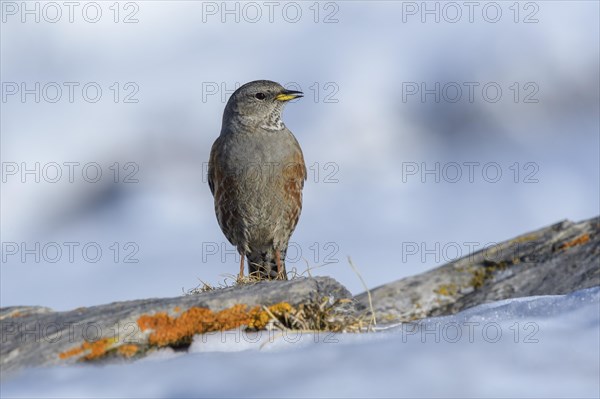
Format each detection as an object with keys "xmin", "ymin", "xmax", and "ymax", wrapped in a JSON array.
[
  {"xmin": 434, "ymin": 283, "xmax": 458, "ymax": 296},
  {"xmin": 470, "ymin": 268, "xmax": 489, "ymax": 289},
  {"xmin": 247, "ymin": 309, "xmax": 270, "ymax": 330},
  {"xmin": 267, "ymin": 302, "xmax": 293, "ymax": 315},
  {"xmin": 467, "ymin": 260, "xmax": 512, "ymax": 290},
  {"xmin": 511, "ymin": 233, "xmax": 538, "ymax": 243}
]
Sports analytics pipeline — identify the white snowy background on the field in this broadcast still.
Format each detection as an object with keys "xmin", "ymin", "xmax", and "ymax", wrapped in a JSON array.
[{"xmin": 1, "ymin": 1, "xmax": 599, "ymax": 397}]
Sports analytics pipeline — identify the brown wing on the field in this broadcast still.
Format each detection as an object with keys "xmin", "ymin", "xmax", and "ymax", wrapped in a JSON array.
[
  {"xmin": 282, "ymin": 145, "xmax": 307, "ymax": 235},
  {"xmin": 208, "ymin": 137, "xmax": 243, "ymax": 249}
]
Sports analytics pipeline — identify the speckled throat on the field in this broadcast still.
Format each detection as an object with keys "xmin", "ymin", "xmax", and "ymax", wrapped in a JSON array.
[{"xmin": 260, "ymin": 103, "xmax": 285, "ymax": 131}]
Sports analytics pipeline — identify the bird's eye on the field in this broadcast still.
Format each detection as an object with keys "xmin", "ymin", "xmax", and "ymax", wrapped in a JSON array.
[{"xmin": 255, "ymin": 92, "xmax": 266, "ymax": 100}]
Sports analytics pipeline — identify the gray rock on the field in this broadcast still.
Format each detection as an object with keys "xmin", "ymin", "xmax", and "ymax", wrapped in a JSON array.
[
  {"xmin": 355, "ymin": 216, "xmax": 600, "ymax": 324},
  {"xmin": 0, "ymin": 276, "xmax": 351, "ymax": 377},
  {"xmin": 3, "ymin": 217, "xmax": 598, "ymax": 377}
]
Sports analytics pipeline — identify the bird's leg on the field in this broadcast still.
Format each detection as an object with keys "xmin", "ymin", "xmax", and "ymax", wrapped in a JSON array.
[
  {"xmin": 239, "ymin": 254, "xmax": 245, "ymax": 281},
  {"xmin": 275, "ymin": 250, "xmax": 283, "ymax": 280}
]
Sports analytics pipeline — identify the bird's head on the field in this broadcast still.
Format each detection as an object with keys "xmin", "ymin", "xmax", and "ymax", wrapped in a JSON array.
[{"xmin": 222, "ymin": 80, "xmax": 303, "ymax": 132}]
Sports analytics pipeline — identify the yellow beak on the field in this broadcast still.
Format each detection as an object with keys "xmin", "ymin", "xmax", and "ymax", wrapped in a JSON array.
[{"xmin": 275, "ymin": 90, "xmax": 304, "ymax": 102}]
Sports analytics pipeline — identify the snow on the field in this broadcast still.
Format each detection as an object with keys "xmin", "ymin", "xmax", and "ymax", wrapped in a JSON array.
[{"xmin": 2, "ymin": 287, "xmax": 598, "ymax": 398}]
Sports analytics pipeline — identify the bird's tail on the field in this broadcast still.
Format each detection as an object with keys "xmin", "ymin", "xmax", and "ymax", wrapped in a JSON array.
[{"xmin": 246, "ymin": 249, "xmax": 287, "ymax": 280}]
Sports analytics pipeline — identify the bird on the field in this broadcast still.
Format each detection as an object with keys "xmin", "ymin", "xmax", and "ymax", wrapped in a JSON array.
[{"xmin": 208, "ymin": 80, "xmax": 306, "ymax": 280}]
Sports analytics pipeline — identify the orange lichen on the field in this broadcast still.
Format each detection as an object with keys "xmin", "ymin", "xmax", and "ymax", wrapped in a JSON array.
[
  {"xmin": 59, "ymin": 337, "xmax": 117, "ymax": 360},
  {"xmin": 58, "ymin": 346, "xmax": 84, "ymax": 360},
  {"xmin": 173, "ymin": 306, "xmax": 181, "ymax": 313},
  {"xmin": 558, "ymin": 234, "xmax": 590, "ymax": 250},
  {"xmin": 117, "ymin": 344, "xmax": 139, "ymax": 358},
  {"xmin": 58, "ymin": 303, "xmax": 297, "ymax": 361},
  {"xmin": 137, "ymin": 302, "xmax": 294, "ymax": 347}
]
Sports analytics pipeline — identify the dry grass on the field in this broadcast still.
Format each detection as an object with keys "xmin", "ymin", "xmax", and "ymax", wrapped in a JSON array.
[
  {"xmin": 256, "ymin": 296, "xmax": 364, "ymax": 333},
  {"xmin": 347, "ymin": 257, "xmax": 377, "ymax": 328},
  {"xmin": 183, "ymin": 258, "xmax": 375, "ymax": 334},
  {"xmin": 184, "ymin": 273, "xmax": 268, "ymax": 295},
  {"xmin": 185, "ymin": 261, "xmax": 337, "ymax": 295}
]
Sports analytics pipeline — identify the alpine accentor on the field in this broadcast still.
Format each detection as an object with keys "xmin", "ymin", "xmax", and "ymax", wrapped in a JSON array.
[{"xmin": 208, "ymin": 80, "xmax": 306, "ymax": 280}]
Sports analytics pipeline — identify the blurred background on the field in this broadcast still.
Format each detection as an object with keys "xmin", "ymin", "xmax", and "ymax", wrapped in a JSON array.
[{"xmin": 1, "ymin": 1, "xmax": 598, "ymax": 310}]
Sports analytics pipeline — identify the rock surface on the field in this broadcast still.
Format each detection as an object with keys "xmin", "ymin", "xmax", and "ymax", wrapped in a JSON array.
[
  {"xmin": 355, "ymin": 216, "xmax": 599, "ymax": 323},
  {"xmin": 1, "ymin": 217, "xmax": 598, "ymax": 376},
  {"xmin": 0, "ymin": 277, "xmax": 351, "ymax": 377}
]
